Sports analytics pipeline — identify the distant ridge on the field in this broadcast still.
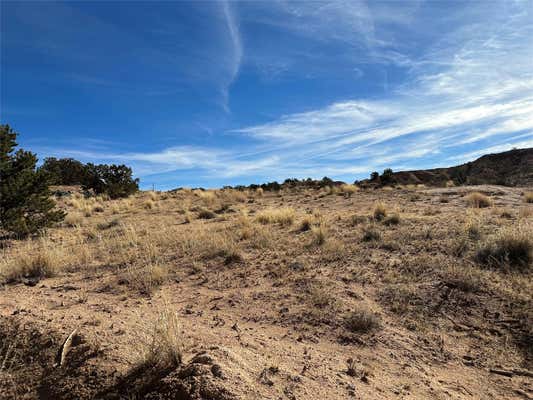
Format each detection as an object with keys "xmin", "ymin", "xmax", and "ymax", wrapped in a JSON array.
[{"xmin": 362, "ymin": 147, "xmax": 533, "ymax": 187}]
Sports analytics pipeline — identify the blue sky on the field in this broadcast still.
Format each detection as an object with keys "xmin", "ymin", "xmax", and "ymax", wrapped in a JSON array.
[{"xmin": 1, "ymin": 1, "xmax": 532, "ymax": 189}]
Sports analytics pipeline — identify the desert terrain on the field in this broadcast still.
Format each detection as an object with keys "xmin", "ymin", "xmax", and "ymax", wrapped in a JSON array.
[{"xmin": 1, "ymin": 184, "xmax": 532, "ymax": 399}]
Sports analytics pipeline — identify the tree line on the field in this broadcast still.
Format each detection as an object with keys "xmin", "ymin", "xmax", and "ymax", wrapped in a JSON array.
[{"xmin": 0, "ymin": 124, "xmax": 139, "ymax": 237}]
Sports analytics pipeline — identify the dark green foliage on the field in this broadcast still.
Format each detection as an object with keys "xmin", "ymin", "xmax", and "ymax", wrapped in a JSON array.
[
  {"xmin": 0, "ymin": 125, "xmax": 65, "ymax": 237},
  {"xmin": 82, "ymin": 163, "xmax": 139, "ymax": 199},
  {"xmin": 450, "ymin": 165, "xmax": 468, "ymax": 184},
  {"xmin": 39, "ymin": 157, "xmax": 88, "ymax": 185},
  {"xmin": 381, "ymin": 168, "xmax": 394, "ymax": 184},
  {"xmin": 260, "ymin": 181, "xmax": 281, "ymax": 191},
  {"xmin": 370, "ymin": 171, "xmax": 379, "ymax": 181}
]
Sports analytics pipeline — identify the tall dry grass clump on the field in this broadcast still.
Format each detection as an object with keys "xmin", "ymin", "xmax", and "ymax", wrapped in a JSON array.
[
  {"xmin": 122, "ymin": 263, "xmax": 168, "ymax": 295},
  {"xmin": 135, "ymin": 304, "xmax": 183, "ymax": 368},
  {"xmin": 524, "ymin": 191, "xmax": 533, "ymax": 203},
  {"xmin": 475, "ymin": 223, "xmax": 532, "ymax": 270},
  {"xmin": 344, "ymin": 306, "xmax": 381, "ymax": 333},
  {"xmin": 256, "ymin": 207, "xmax": 295, "ymax": 226},
  {"xmin": 0, "ymin": 237, "xmax": 67, "ymax": 282},
  {"xmin": 373, "ymin": 202, "xmax": 387, "ymax": 221},
  {"xmin": 340, "ymin": 184, "xmax": 359, "ymax": 197},
  {"xmin": 466, "ymin": 192, "xmax": 492, "ymax": 208},
  {"xmin": 310, "ymin": 224, "xmax": 328, "ymax": 246},
  {"xmin": 143, "ymin": 199, "xmax": 155, "ymax": 210},
  {"xmin": 177, "ymin": 225, "xmax": 241, "ymax": 262},
  {"xmin": 64, "ymin": 212, "xmax": 85, "ymax": 227}
]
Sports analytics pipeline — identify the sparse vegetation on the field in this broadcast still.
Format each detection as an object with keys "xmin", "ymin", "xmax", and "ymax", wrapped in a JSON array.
[
  {"xmin": 1, "ymin": 172, "xmax": 531, "ymax": 400},
  {"xmin": 373, "ymin": 202, "xmax": 387, "ymax": 221},
  {"xmin": 310, "ymin": 224, "xmax": 328, "ymax": 246},
  {"xmin": 197, "ymin": 207, "xmax": 217, "ymax": 219},
  {"xmin": 524, "ymin": 191, "xmax": 533, "ymax": 203},
  {"xmin": 344, "ymin": 306, "xmax": 381, "ymax": 333},
  {"xmin": 466, "ymin": 192, "xmax": 492, "ymax": 208},
  {"xmin": 256, "ymin": 207, "xmax": 295, "ymax": 226},
  {"xmin": 135, "ymin": 304, "xmax": 183, "ymax": 368},
  {"xmin": 362, "ymin": 226, "xmax": 381, "ymax": 242},
  {"xmin": 475, "ymin": 224, "xmax": 532, "ymax": 270},
  {"xmin": 383, "ymin": 213, "xmax": 400, "ymax": 226},
  {"xmin": 340, "ymin": 184, "xmax": 358, "ymax": 197},
  {"xmin": 123, "ymin": 263, "xmax": 168, "ymax": 295}
]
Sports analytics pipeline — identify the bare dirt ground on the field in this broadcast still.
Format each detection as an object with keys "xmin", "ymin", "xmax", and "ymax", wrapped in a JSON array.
[{"xmin": 1, "ymin": 184, "xmax": 532, "ymax": 399}]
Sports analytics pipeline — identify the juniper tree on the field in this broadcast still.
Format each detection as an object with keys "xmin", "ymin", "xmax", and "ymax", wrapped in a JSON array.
[
  {"xmin": 0, "ymin": 124, "xmax": 64, "ymax": 237},
  {"xmin": 82, "ymin": 163, "xmax": 139, "ymax": 199}
]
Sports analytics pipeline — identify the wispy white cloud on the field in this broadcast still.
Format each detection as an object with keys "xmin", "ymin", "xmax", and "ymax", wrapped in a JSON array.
[
  {"xmin": 32, "ymin": 0, "xmax": 533, "ymax": 188},
  {"xmin": 219, "ymin": 0, "xmax": 243, "ymax": 112}
]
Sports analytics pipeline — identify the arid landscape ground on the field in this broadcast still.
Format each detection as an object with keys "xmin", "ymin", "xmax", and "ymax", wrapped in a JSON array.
[{"xmin": 1, "ymin": 184, "xmax": 532, "ymax": 399}]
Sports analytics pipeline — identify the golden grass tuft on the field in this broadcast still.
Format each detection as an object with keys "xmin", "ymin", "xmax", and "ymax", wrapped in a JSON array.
[
  {"xmin": 340, "ymin": 184, "xmax": 359, "ymax": 197},
  {"xmin": 143, "ymin": 199, "xmax": 155, "ymax": 210},
  {"xmin": 135, "ymin": 304, "xmax": 183, "ymax": 368},
  {"xmin": 372, "ymin": 202, "xmax": 387, "ymax": 221},
  {"xmin": 256, "ymin": 207, "xmax": 295, "ymax": 226},
  {"xmin": 466, "ymin": 192, "xmax": 492, "ymax": 208},
  {"xmin": 382, "ymin": 213, "xmax": 400, "ymax": 226},
  {"xmin": 475, "ymin": 223, "xmax": 532, "ymax": 270},
  {"xmin": 0, "ymin": 238, "xmax": 66, "ymax": 282},
  {"xmin": 64, "ymin": 212, "xmax": 85, "ymax": 227},
  {"xmin": 197, "ymin": 207, "xmax": 216, "ymax": 219},
  {"xmin": 310, "ymin": 224, "xmax": 328, "ymax": 246},
  {"xmin": 123, "ymin": 264, "xmax": 168, "ymax": 295},
  {"xmin": 524, "ymin": 191, "xmax": 533, "ymax": 203}
]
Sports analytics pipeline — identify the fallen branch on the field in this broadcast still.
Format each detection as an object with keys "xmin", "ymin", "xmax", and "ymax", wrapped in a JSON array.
[{"xmin": 489, "ymin": 368, "xmax": 513, "ymax": 377}]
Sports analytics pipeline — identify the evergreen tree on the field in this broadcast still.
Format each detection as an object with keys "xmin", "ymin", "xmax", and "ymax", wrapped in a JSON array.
[
  {"xmin": 0, "ymin": 125, "xmax": 65, "ymax": 237},
  {"xmin": 40, "ymin": 157, "xmax": 88, "ymax": 185},
  {"xmin": 83, "ymin": 163, "xmax": 139, "ymax": 199},
  {"xmin": 381, "ymin": 168, "xmax": 394, "ymax": 184}
]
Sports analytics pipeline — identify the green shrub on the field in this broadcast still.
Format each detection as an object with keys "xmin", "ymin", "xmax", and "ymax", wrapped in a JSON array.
[
  {"xmin": 0, "ymin": 125, "xmax": 65, "ymax": 237},
  {"xmin": 82, "ymin": 163, "xmax": 139, "ymax": 199}
]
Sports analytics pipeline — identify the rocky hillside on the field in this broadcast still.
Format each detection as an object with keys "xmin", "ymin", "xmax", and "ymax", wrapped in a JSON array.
[{"xmin": 363, "ymin": 148, "xmax": 533, "ymax": 187}]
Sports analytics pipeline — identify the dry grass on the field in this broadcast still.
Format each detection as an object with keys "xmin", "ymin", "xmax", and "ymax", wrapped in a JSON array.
[
  {"xmin": 519, "ymin": 206, "xmax": 533, "ymax": 219},
  {"xmin": 64, "ymin": 212, "xmax": 85, "ymax": 227},
  {"xmin": 0, "ymin": 238, "xmax": 67, "ymax": 282},
  {"xmin": 383, "ymin": 213, "xmax": 400, "ymax": 226},
  {"xmin": 362, "ymin": 226, "xmax": 381, "ymax": 242},
  {"xmin": 340, "ymin": 184, "xmax": 359, "ymax": 197},
  {"xmin": 524, "ymin": 191, "xmax": 533, "ymax": 203},
  {"xmin": 2, "ymin": 184, "xmax": 532, "ymax": 399},
  {"xmin": 373, "ymin": 202, "xmax": 387, "ymax": 221},
  {"xmin": 143, "ymin": 199, "xmax": 155, "ymax": 210},
  {"xmin": 319, "ymin": 238, "xmax": 346, "ymax": 262},
  {"xmin": 466, "ymin": 192, "xmax": 492, "ymax": 208},
  {"xmin": 310, "ymin": 224, "xmax": 328, "ymax": 246},
  {"xmin": 475, "ymin": 223, "xmax": 532, "ymax": 270},
  {"xmin": 135, "ymin": 304, "xmax": 183, "ymax": 368},
  {"xmin": 256, "ymin": 207, "xmax": 295, "ymax": 226},
  {"xmin": 97, "ymin": 218, "xmax": 121, "ymax": 230},
  {"xmin": 344, "ymin": 306, "xmax": 381, "ymax": 333},
  {"xmin": 197, "ymin": 207, "xmax": 217, "ymax": 219},
  {"xmin": 464, "ymin": 215, "xmax": 482, "ymax": 240},
  {"xmin": 122, "ymin": 263, "xmax": 168, "ymax": 295},
  {"xmin": 177, "ymin": 225, "xmax": 241, "ymax": 262}
]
